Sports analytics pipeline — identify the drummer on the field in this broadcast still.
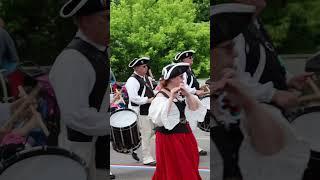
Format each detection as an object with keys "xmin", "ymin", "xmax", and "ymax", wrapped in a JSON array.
[
  {"xmin": 232, "ymin": 0, "xmax": 313, "ymax": 111},
  {"xmin": 0, "ymin": 96, "xmax": 39, "ymax": 144},
  {"xmin": 174, "ymin": 50, "xmax": 208, "ymax": 156},
  {"xmin": 125, "ymin": 57, "xmax": 156, "ymax": 166},
  {"xmin": 49, "ymin": 0, "xmax": 113, "ymax": 179},
  {"xmin": 211, "ymin": 3, "xmax": 310, "ymax": 180},
  {"xmin": 149, "ymin": 62, "xmax": 207, "ymax": 179}
]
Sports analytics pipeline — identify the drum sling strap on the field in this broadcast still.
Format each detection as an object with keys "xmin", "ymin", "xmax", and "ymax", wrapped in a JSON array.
[
  {"xmin": 186, "ymin": 69, "xmax": 200, "ymax": 90},
  {"xmin": 64, "ymin": 37, "xmax": 109, "ymax": 169},
  {"xmin": 130, "ymin": 74, "xmax": 155, "ymax": 115},
  {"xmin": 243, "ymin": 19, "xmax": 288, "ymax": 91}
]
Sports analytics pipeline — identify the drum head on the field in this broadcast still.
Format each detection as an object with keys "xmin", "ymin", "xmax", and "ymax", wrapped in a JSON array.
[
  {"xmin": 291, "ymin": 106, "xmax": 320, "ymax": 151},
  {"xmin": 110, "ymin": 109, "xmax": 138, "ymax": 128},
  {"xmin": 201, "ymin": 95, "xmax": 210, "ymax": 110},
  {"xmin": 0, "ymin": 146, "xmax": 87, "ymax": 180}
]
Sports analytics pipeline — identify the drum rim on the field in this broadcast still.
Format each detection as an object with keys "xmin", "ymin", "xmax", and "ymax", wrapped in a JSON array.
[
  {"xmin": 112, "ymin": 140, "xmax": 142, "ymax": 154},
  {"xmin": 110, "ymin": 108, "xmax": 138, "ymax": 128},
  {"xmin": 0, "ymin": 146, "xmax": 88, "ymax": 175},
  {"xmin": 110, "ymin": 108, "xmax": 137, "ymax": 116},
  {"xmin": 111, "ymin": 121, "xmax": 138, "ymax": 130},
  {"xmin": 290, "ymin": 106, "xmax": 320, "ymax": 123},
  {"xmin": 200, "ymin": 94, "xmax": 211, "ymax": 99},
  {"xmin": 198, "ymin": 110, "xmax": 211, "ymax": 132}
]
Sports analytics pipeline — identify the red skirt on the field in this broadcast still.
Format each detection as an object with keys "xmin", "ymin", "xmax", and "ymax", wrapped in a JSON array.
[{"xmin": 152, "ymin": 124, "xmax": 201, "ymax": 180}]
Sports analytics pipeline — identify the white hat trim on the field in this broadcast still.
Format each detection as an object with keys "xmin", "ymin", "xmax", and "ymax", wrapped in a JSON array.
[
  {"xmin": 164, "ymin": 62, "xmax": 189, "ymax": 80},
  {"xmin": 210, "ymin": 3, "xmax": 256, "ymax": 16},
  {"xmin": 174, "ymin": 50, "xmax": 196, "ymax": 61},
  {"xmin": 129, "ymin": 57, "xmax": 150, "ymax": 68},
  {"xmin": 60, "ymin": 0, "xmax": 88, "ymax": 18}
]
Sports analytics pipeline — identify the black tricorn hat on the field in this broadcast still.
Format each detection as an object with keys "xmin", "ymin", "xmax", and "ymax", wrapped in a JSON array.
[
  {"xmin": 60, "ymin": 0, "xmax": 110, "ymax": 18},
  {"xmin": 210, "ymin": 3, "xmax": 255, "ymax": 48},
  {"xmin": 161, "ymin": 63, "xmax": 190, "ymax": 80},
  {"xmin": 128, "ymin": 57, "xmax": 150, "ymax": 68},
  {"xmin": 174, "ymin": 50, "xmax": 195, "ymax": 63}
]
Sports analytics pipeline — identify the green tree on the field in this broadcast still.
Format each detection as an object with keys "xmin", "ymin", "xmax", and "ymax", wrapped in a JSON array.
[
  {"xmin": 261, "ymin": 0, "xmax": 320, "ymax": 53},
  {"xmin": 193, "ymin": 0, "xmax": 210, "ymax": 22},
  {"xmin": 111, "ymin": 0, "xmax": 210, "ymax": 81},
  {"xmin": 0, "ymin": 0, "xmax": 76, "ymax": 65},
  {"xmin": 212, "ymin": 0, "xmax": 320, "ymax": 54}
]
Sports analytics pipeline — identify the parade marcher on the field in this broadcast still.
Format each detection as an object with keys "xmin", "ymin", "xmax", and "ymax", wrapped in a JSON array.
[
  {"xmin": 210, "ymin": 3, "xmax": 310, "ymax": 180},
  {"xmin": 174, "ymin": 50, "xmax": 208, "ymax": 156},
  {"xmin": 125, "ymin": 57, "xmax": 156, "ymax": 166},
  {"xmin": 110, "ymin": 87, "xmax": 126, "ymax": 112},
  {"xmin": 0, "ymin": 87, "xmax": 44, "ymax": 159},
  {"xmin": 0, "ymin": 94, "xmax": 38, "ymax": 141},
  {"xmin": 0, "ymin": 17, "xmax": 19, "ymax": 74},
  {"xmin": 149, "ymin": 62, "xmax": 207, "ymax": 180},
  {"xmin": 232, "ymin": 0, "xmax": 315, "ymax": 179},
  {"xmin": 0, "ymin": 17, "xmax": 24, "ymax": 98},
  {"xmin": 49, "ymin": 0, "xmax": 113, "ymax": 179},
  {"xmin": 233, "ymin": 0, "xmax": 313, "ymax": 111},
  {"xmin": 174, "ymin": 50, "xmax": 206, "ymax": 97}
]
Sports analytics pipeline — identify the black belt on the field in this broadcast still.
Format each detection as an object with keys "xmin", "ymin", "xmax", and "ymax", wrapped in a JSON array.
[
  {"xmin": 311, "ymin": 150, "xmax": 320, "ymax": 160},
  {"xmin": 131, "ymin": 102, "xmax": 139, "ymax": 106},
  {"xmin": 154, "ymin": 121, "xmax": 189, "ymax": 134},
  {"xmin": 67, "ymin": 126, "xmax": 93, "ymax": 142}
]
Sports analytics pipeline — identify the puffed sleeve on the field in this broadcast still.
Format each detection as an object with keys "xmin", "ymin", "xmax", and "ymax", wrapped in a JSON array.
[
  {"xmin": 185, "ymin": 95, "xmax": 207, "ymax": 126},
  {"xmin": 148, "ymin": 97, "xmax": 180, "ymax": 130}
]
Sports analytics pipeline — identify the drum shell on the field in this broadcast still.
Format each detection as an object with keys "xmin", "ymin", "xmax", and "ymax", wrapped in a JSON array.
[
  {"xmin": 111, "ymin": 122, "xmax": 141, "ymax": 153},
  {"xmin": 197, "ymin": 95, "xmax": 211, "ymax": 132},
  {"xmin": 110, "ymin": 109, "xmax": 141, "ymax": 153},
  {"xmin": 290, "ymin": 106, "xmax": 320, "ymax": 180},
  {"xmin": 0, "ymin": 146, "xmax": 88, "ymax": 180},
  {"xmin": 290, "ymin": 106, "xmax": 320, "ymax": 152},
  {"xmin": 198, "ymin": 110, "xmax": 211, "ymax": 132}
]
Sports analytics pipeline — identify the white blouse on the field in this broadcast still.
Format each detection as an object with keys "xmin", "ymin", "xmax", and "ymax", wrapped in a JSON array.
[
  {"xmin": 49, "ymin": 30, "xmax": 109, "ymax": 136},
  {"xmin": 148, "ymin": 94, "xmax": 207, "ymax": 130}
]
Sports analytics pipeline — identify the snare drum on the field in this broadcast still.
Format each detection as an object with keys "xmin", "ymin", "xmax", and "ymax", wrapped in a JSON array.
[
  {"xmin": 290, "ymin": 105, "xmax": 320, "ymax": 180},
  {"xmin": 198, "ymin": 95, "xmax": 211, "ymax": 132},
  {"xmin": 110, "ymin": 109, "xmax": 141, "ymax": 153},
  {"xmin": 290, "ymin": 106, "xmax": 320, "ymax": 151},
  {"xmin": 0, "ymin": 146, "xmax": 88, "ymax": 180}
]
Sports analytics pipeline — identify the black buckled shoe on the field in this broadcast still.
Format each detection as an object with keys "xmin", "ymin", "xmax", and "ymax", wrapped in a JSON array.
[
  {"xmin": 110, "ymin": 172, "xmax": 116, "ymax": 179},
  {"xmin": 143, "ymin": 161, "xmax": 157, "ymax": 166},
  {"xmin": 199, "ymin": 150, "xmax": 207, "ymax": 156}
]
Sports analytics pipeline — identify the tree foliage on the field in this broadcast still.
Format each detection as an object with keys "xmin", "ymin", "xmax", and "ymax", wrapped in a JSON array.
[
  {"xmin": 111, "ymin": 0, "xmax": 210, "ymax": 81},
  {"xmin": 0, "ymin": 0, "xmax": 76, "ymax": 65},
  {"xmin": 262, "ymin": 1, "xmax": 320, "ymax": 53},
  {"xmin": 212, "ymin": 0, "xmax": 320, "ymax": 54},
  {"xmin": 193, "ymin": 0, "xmax": 210, "ymax": 22}
]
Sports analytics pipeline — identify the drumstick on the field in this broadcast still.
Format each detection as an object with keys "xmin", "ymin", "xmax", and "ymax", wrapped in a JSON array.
[
  {"xmin": 18, "ymin": 86, "xmax": 50, "ymax": 137},
  {"xmin": 115, "ymin": 89, "xmax": 125, "ymax": 104},
  {"xmin": 3, "ymin": 85, "xmax": 41, "ymax": 129},
  {"xmin": 148, "ymin": 69, "xmax": 155, "ymax": 80},
  {"xmin": 205, "ymin": 85, "xmax": 210, "ymax": 92},
  {"xmin": 299, "ymin": 94, "xmax": 320, "ymax": 103}
]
